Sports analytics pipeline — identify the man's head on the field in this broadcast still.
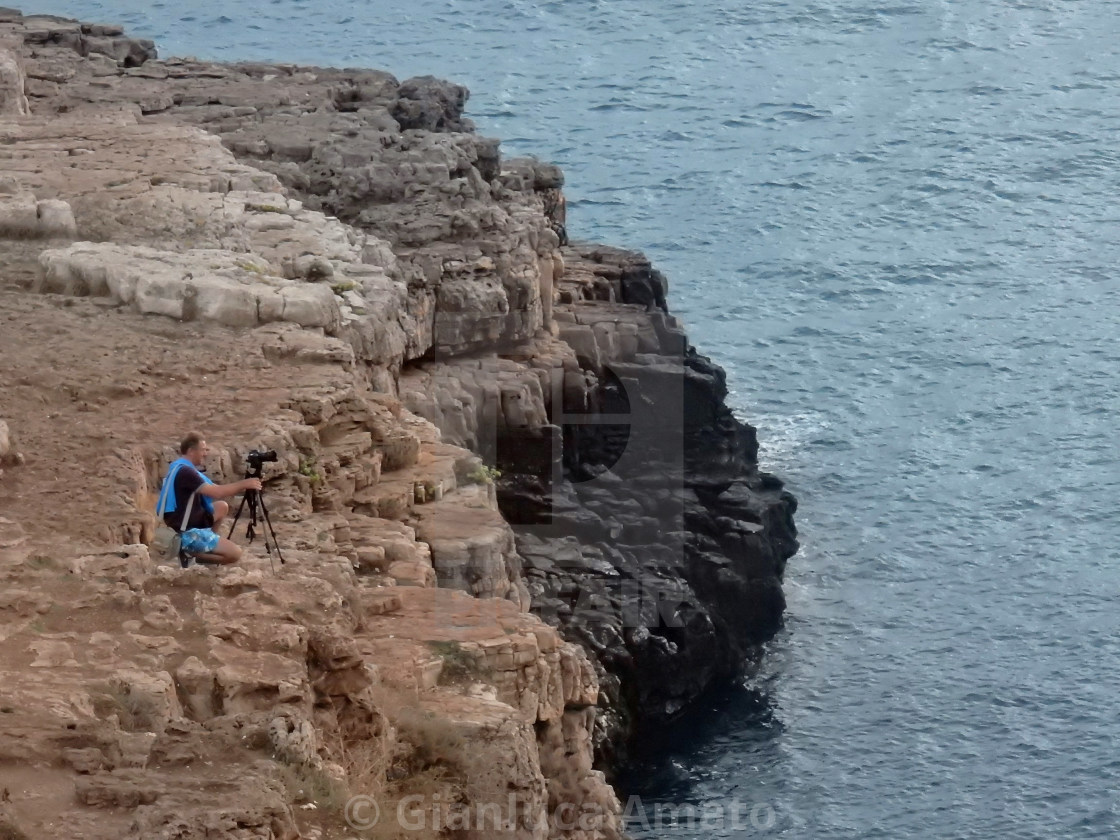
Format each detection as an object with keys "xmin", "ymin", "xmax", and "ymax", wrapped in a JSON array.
[{"xmin": 180, "ymin": 431, "xmax": 209, "ymax": 467}]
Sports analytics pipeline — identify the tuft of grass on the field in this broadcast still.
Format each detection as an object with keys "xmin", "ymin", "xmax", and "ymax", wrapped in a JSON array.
[
  {"xmin": 330, "ymin": 280, "xmax": 359, "ymax": 294},
  {"xmin": 25, "ymin": 554, "xmax": 58, "ymax": 570},
  {"xmin": 276, "ymin": 760, "xmax": 348, "ymax": 815},
  {"xmin": 393, "ymin": 705, "xmax": 467, "ymax": 773},
  {"xmin": 332, "ymin": 730, "xmax": 392, "ymax": 806},
  {"xmin": 236, "ymin": 260, "xmax": 266, "ymax": 275},
  {"xmin": 245, "ymin": 202, "xmax": 288, "ymax": 214},
  {"xmin": 427, "ymin": 641, "xmax": 489, "ymax": 686},
  {"xmin": 263, "ymin": 686, "xmax": 498, "ymax": 840}
]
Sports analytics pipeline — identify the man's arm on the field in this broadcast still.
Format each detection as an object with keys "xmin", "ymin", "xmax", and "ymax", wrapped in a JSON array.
[{"xmin": 198, "ymin": 478, "xmax": 262, "ymax": 499}]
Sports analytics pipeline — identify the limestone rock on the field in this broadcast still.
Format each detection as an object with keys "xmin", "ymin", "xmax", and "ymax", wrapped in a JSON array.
[
  {"xmin": 414, "ymin": 500, "xmax": 529, "ymax": 607},
  {"xmin": 0, "ymin": 185, "xmax": 36, "ymax": 236},
  {"xmin": 0, "ymin": 47, "xmax": 28, "ymax": 115},
  {"xmin": 29, "ymin": 638, "xmax": 78, "ymax": 668},
  {"xmin": 38, "ymin": 243, "xmax": 342, "ymax": 332},
  {"xmin": 109, "ymin": 669, "xmax": 184, "ymax": 734},
  {"xmin": 393, "ymin": 75, "xmax": 470, "ymax": 131},
  {"xmin": 174, "ymin": 656, "xmax": 217, "ymax": 721},
  {"xmin": 0, "ymin": 190, "xmax": 77, "ymax": 239},
  {"xmin": 35, "ymin": 198, "xmax": 78, "ymax": 236},
  {"xmin": 211, "ymin": 641, "xmax": 312, "ymax": 715},
  {"xmin": 75, "ymin": 770, "xmax": 164, "ymax": 808}
]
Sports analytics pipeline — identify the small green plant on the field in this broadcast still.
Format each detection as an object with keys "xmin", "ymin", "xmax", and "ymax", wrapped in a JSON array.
[
  {"xmin": 330, "ymin": 279, "xmax": 359, "ymax": 294},
  {"xmin": 245, "ymin": 202, "xmax": 288, "ymax": 214},
  {"xmin": 464, "ymin": 465, "xmax": 501, "ymax": 486},
  {"xmin": 236, "ymin": 260, "xmax": 266, "ymax": 275},
  {"xmin": 298, "ymin": 457, "xmax": 323, "ymax": 485}
]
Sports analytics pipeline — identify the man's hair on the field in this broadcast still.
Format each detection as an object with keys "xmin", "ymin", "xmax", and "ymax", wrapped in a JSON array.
[{"xmin": 180, "ymin": 431, "xmax": 205, "ymax": 455}]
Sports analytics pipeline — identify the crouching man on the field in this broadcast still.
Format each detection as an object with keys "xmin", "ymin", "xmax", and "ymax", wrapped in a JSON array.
[{"xmin": 157, "ymin": 431, "xmax": 262, "ymax": 565}]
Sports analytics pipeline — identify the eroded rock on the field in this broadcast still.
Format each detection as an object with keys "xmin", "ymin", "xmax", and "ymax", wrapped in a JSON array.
[{"xmin": 0, "ymin": 47, "xmax": 28, "ymax": 115}]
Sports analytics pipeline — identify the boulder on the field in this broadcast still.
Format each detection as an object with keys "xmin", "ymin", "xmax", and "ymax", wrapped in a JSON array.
[
  {"xmin": 174, "ymin": 657, "xmax": 217, "ymax": 721},
  {"xmin": 36, "ymin": 199, "xmax": 78, "ymax": 237},
  {"xmin": 108, "ymin": 669, "xmax": 184, "ymax": 733},
  {"xmin": 210, "ymin": 641, "xmax": 312, "ymax": 715},
  {"xmin": 392, "ymin": 75, "xmax": 470, "ymax": 131}
]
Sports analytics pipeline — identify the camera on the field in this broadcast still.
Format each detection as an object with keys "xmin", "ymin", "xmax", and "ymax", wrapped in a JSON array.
[
  {"xmin": 230, "ymin": 448, "xmax": 285, "ymax": 566},
  {"xmin": 246, "ymin": 449, "xmax": 278, "ymax": 469}
]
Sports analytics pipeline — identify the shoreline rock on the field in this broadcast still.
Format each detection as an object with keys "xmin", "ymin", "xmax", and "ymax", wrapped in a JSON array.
[{"xmin": 0, "ymin": 8, "xmax": 797, "ymax": 836}]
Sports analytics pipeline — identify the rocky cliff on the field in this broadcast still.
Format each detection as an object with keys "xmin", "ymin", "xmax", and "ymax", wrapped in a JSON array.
[{"xmin": 0, "ymin": 9, "xmax": 797, "ymax": 838}]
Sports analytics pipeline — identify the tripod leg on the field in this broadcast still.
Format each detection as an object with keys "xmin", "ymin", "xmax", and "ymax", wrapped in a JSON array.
[
  {"xmin": 227, "ymin": 493, "xmax": 248, "ymax": 540},
  {"xmin": 256, "ymin": 492, "xmax": 285, "ymax": 565},
  {"xmin": 245, "ymin": 490, "xmax": 259, "ymax": 543}
]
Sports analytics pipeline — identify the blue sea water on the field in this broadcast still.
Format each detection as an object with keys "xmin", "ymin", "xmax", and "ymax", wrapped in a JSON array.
[{"xmin": 29, "ymin": 1, "xmax": 1120, "ymax": 836}]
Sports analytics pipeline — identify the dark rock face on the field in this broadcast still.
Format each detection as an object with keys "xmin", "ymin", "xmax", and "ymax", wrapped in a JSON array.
[
  {"xmin": 495, "ymin": 245, "xmax": 798, "ymax": 762},
  {"xmin": 393, "ymin": 75, "xmax": 472, "ymax": 131},
  {"xmin": 17, "ymin": 12, "xmax": 155, "ymax": 66}
]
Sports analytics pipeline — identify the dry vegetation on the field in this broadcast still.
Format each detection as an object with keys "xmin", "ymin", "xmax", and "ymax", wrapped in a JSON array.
[{"xmin": 263, "ymin": 685, "xmax": 484, "ymax": 839}]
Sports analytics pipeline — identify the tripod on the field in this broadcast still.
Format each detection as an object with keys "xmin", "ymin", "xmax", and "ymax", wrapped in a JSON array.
[{"xmin": 227, "ymin": 462, "xmax": 285, "ymax": 571}]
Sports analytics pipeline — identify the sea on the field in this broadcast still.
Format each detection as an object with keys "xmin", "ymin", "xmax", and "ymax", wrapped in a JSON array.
[{"xmin": 28, "ymin": 1, "xmax": 1120, "ymax": 837}]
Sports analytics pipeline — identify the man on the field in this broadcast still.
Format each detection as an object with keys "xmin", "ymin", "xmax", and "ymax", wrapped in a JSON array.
[{"xmin": 157, "ymin": 432, "xmax": 262, "ymax": 565}]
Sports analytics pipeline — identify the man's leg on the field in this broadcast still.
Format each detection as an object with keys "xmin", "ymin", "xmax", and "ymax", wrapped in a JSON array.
[
  {"xmin": 192, "ymin": 537, "xmax": 243, "ymax": 565},
  {"xmin": 212, "ymin": 501, "xmax": 230, "ymax": 526},
  {"xmin": 182, "ymin": 528, "xmax": 242, "ymax": 566}
]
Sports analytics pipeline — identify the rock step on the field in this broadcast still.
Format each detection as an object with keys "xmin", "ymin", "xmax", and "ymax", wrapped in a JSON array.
[
  {"xmin": 357, "ymin": 587, "xmax": 596, "ymax": 714},
  {"xmin": 362, "ymin": 588, "xmax": 402, "ymax": 615},
  {"xmin": 412, "ymin": 492, "xmax": 528, "ymax": 608},
  {"xmin": 347, "ymin": 441, "xmax": 462, "ymax": 519},
  {"xmin": 344, "ymin": 512, "xmax": 435, "ymax": 588}
]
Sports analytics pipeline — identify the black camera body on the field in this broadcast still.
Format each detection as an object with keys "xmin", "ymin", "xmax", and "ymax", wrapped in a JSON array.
[
  {"xmin": 246, "ymin": 449, "xmax": 278, "ymax": 468},
  {"xmin": 244, "ymin": 448, "xmax": 279, "ymax": 479}
]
